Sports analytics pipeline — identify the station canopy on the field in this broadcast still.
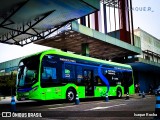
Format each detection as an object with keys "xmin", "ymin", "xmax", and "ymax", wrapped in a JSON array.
[
  {"xmin": 35, "ymin": 22, "xmax": 141, "ymax": 60},
  {"xmin": 0, "ymin": 0, "xmax": 99, "ymax": 46}
]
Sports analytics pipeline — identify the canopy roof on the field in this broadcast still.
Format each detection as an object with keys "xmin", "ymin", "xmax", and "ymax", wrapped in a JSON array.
[
  {"xmin": 35, "ymin": 22, "xmax": 141, "ymax": 60},
  {"xmin": 0, "ymin": 0, "xmax": 99, "ymax": 46}
]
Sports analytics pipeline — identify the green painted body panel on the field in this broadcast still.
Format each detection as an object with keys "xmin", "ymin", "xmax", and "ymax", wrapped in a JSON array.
[
  {"xmin": 109, "ymin": 86, "xmax": 124, "ymax": 97},
  {"xmin": 17, "ymin": 84, "xmax": 126, "ymax": 100},
  {"xmin": 17, "ymin": 49, "xmax": 135, "ymax": 101},
  {"xmin": 129, "ymin": 72, "xmax": 135, "ymax": 95},
  {"xmin": 76, "ymin": 86, "xmax": 85, "ymax": 98},
  {"xmin": 129, "ymin": 84, "xmax": 135, "ymax": 95},
  {"xmin": 94, "ymin": 86, "xmax": 123, "ymax": 97},
  {"xmin": 94, "ymin": 86, "xmax": 107, "ymax": 97},
  {"xmin": 17, "ymin": 85, "xmax": 125, "ymax": 100}
]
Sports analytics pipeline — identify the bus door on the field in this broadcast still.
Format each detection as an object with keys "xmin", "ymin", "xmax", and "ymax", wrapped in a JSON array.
[{"xmin": 83, "ymin": 69, "xmax": 94, "ymax": 96}]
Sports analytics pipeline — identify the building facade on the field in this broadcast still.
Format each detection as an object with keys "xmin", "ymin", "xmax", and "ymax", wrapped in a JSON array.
[
  {"xmin": 134, "ymin": 28, "xmax": 160, "ymax": 64},
  {"xmin": 130, "ymin": 28, "xmax": 160, "ymax": 93}
]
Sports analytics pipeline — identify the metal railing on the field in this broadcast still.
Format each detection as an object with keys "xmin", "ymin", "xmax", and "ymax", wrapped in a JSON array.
[{"xmin": 142, "ymin": 50, "xmax": 160, "ymax": 63}]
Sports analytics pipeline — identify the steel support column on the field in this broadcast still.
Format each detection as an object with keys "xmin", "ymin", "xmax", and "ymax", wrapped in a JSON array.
[{"xmin": 81, "ymin": 43, "xmax": 90, "ymax": 57}]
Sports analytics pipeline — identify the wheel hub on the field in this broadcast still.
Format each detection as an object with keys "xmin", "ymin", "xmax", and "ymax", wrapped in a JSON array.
[{"xmin": 68, "ymin": 91, "xmax": 74, "ymax": 101}]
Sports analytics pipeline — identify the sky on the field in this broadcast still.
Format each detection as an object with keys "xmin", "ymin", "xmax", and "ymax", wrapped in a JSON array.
[
  {"xmin": 132, "ymin": 0, "xmax": 160, "ymax": 38},
  {"xmin": 0, "ymin": 0, "xmax": 159, "ymax": 63}
]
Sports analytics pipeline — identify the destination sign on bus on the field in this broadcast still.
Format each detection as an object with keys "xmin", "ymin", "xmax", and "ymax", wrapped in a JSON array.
[{"xmin": 60, "ymin": 58, "xmax": 76, "ymax": 63}]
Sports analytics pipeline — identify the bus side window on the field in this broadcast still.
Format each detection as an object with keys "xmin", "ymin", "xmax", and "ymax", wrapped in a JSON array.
[
  {"xmin": 76, "ymin": 66, "xmax": 83, "ymax": 84},
  {"xmin": 42, "ymin": 67, "xmax": 57, "ymax": 82},
  {"xmin": 41, "ymin": 55, "xmax": 58, "ymax": 85},
  {"xmin": 65, "ymin": 69, "xmax": 70, "ymax": 78},
  {"xmin": 92, "ymin": 68, "xmax": 106, "ymax": 86},
  {"xmin": 93, "ymin": 69, "xmax": 101, "ymax": 85},
  {"xmin": 95, "ymin": 76, "xmax": 102, "ymax": 85},
  {"xmin": 63, "ymin": 63, "xmax": 75, "ymax": 82}
]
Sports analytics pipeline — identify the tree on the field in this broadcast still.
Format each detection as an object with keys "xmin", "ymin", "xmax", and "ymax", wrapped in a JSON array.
[{"xmin": 6, "ymin": 72, "xmax": 16, "ymax": 96}]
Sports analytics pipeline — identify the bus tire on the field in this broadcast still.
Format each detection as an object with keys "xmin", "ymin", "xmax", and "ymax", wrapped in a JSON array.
[
  {"xmin": 117, "ymin": 88, "xmax": 122, "ymax": 98},
  {"xmin": 66, "ymin": 88, "xmax": 76, "ymax": 102}
]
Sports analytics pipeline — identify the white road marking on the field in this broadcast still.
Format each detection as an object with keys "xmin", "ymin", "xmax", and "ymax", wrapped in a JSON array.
[
  {"xmin": 95, "ymin": 101, "xmax": 110, "ymax": 104},
  {"xmin": 43, "ymin": 104, "xmax": 63, "ymax": 107},
  {"xmin": 85, "ymin": 104, "xmax": 126, "ymax": 111},
  {"xmin": 49, "ymin": 105, "xmax": 76, "ymax": 110}
]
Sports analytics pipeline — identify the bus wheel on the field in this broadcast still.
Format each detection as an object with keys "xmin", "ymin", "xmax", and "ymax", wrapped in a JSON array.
[
  {"xmin": 66, "ymin": 88, "xmax": 76, "ymax": 102},
  {"xmin": 117, "ymin": 88, "xmax": 122, "ymax": 98}
]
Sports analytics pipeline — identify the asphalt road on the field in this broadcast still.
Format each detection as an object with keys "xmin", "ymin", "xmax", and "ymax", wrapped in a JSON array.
[{"xmin": 0, "ymin": 94, "xmax": 158, "ymax": 120}]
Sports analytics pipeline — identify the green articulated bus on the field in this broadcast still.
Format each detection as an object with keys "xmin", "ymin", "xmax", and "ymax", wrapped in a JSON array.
[{"xmin": 16, "ymin": 49, "xmax": 135, "ymax": 102}]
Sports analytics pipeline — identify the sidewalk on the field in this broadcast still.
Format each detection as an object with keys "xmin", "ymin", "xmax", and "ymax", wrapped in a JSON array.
[
  {"xmin": 0, "ymin": 96, "xmax": 9, "ymax": 100},
  {"xmin": 123, "ymin": 93, "xmax": 155, "ymax": 99},
  {"xmin": 0, "ymin": 96, "xmax": 15, "ymax": 104}
]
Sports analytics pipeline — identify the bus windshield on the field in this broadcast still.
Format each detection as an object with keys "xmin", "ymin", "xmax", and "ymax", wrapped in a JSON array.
[{"xmin": 17, "ymin": 56, "xmax": 39, "ymax": 87}]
